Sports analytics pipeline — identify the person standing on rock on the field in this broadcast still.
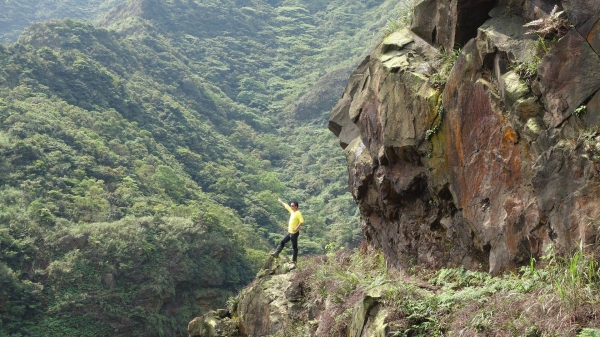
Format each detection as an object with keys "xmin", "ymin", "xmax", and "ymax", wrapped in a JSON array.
[{"xmin": 270, "ymin": 197, "xmax": 304, "ymax": 263}]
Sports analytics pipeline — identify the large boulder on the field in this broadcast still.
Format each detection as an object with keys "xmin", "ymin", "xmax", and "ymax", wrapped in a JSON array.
[
  {"xmin": 187, "ymin": 256, "xmax": 309, "ymax": 337},
  {"xmin": 236, "ymin": 258, "xmax": 300, "ymax": 336},
  {"xmin": 330, "ymin": 0, "xmax": 600, "ymax": 274},
  {"xmin": 348, "ymin": 286, "xmax": 389, "ymax": 337}
]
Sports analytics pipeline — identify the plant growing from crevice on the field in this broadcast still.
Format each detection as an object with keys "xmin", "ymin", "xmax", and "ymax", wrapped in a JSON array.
[
  {"xmin": 431, "ymin": 47, "xmax": 460, "ymax": 88},
  {"xmin": 425, "ymin": 124, "xmax": 441, "ymax": 141},
  {"xmin": 509, "ymin": 34, "xmax": 558, "ymax": 85},
  {"xmin": 573, "ymin": 104, "xmax": 587, "ymax": 117},
  {"xmin": 382, "ymin": 0, "xmax": 420, "ymax": 36},
  {"xmin": 524, "ymin": 5, "xmax": 572, "ymax": 39},
  {"xmin": 538, "ymin": 35, "xmax": 558, "ymax": 53},
  {"xmin": 426, "ymin": 102, "xmax": 444, "ymax": 139},
  {"xmin": 510, "ymin": 7, "xmax": 572, "ymax": 84},
  {"xmin": 510, "ymin": 6, "xmax": 573, "ymax": 85},
  {"xmin": 426, "ymin": 103, "xmax": 444, "ymax": 158},
  {"xmin": 577, "ymin": 126, "xmax": 600, "ymax": 162},
  {"xmin": 509, "ymin": 55, "xmax": 541, "ymax": 85}
]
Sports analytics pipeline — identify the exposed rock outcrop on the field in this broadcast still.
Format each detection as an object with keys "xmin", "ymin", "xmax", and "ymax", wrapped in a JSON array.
[
  {"xmin": 188, "ymin": 256, "xmax": 309, "ymax": 337},
  {"xmin": 188, "ymin": 256, "xmax": 397, "ymax": 337},
  {"xmin": 330, "ymin": 0, "xmax": 600, "ymax": 274}
]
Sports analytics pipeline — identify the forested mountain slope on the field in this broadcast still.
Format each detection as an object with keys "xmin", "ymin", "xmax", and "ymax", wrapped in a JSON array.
[
  {"xmin": 0, "ymin": 0, "xmax": 407, "ymax": 336},
  {"xmin": 0, "ymin": 0, "xmax": 126, "ymax": 43}
]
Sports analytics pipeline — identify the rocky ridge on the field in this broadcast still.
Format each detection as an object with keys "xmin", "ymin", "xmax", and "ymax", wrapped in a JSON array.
[{"xmin": 330, "ymin": 0, "xmax": 600, "ymax": 274}]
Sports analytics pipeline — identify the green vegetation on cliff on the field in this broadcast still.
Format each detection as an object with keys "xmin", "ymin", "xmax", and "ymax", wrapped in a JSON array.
[{"xmin": 289, "ymin": 245, "xmax": 600, "ymax": 336}]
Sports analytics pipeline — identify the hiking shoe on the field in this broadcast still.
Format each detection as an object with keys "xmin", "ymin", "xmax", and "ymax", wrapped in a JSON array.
[{"xmin": 270, "ymin": 252, "xmax": 279, "ymax": 258}]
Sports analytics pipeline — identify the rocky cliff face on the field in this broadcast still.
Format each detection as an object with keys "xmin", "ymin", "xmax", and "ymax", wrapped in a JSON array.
[
  {"xmin": 188, "ymin": 255, "xmax": 394, "ymax": 337},
  {"xmin": 188, "ymin": 257, "xmax": 311, "ymax": 337},
  {"xmin": 329, "ymin": 0, "xmax": 600, "ymax": 274}
]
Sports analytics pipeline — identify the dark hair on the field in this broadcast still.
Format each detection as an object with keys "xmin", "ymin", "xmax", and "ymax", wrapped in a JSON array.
[{"xmin": 290, "ymin": 201, "xmax": 299, "ymax": 208}]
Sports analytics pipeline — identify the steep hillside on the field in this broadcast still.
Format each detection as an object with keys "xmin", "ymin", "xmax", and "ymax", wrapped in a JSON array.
[
  {"xmin": 0, "ymin": 0, "xmax": 410, "ymax": 335},
  {"xmin": 0, "ymin": 19, "xmax": 260, "ymax": 336},
  {"xmin": 0, "ymin": 0, "xmax": 125, "ymax": 43}
]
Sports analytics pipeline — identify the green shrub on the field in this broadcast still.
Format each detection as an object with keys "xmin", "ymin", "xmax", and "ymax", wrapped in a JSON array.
[
  {"xmin": 382, "ymin": 0, "xmax": 419, "ymax": 36},
  {"xmin": 431, "ymin": 47, "xmax": 460, "ymax": 88},
  {"xmin": 579, "ymin": 328, "xmax": 600, "ymax": 337}
]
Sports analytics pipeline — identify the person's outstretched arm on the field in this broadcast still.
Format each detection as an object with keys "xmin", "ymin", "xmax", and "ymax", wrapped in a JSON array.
[{"xmin": 278, "ymin": 197, "xmax": 292, "ymax": 213}]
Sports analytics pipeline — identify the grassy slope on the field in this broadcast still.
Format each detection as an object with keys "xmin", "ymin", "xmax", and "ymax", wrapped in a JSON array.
[{"xmin": 291, "ymin": 246, "xmax": 600, "ymax": 337}]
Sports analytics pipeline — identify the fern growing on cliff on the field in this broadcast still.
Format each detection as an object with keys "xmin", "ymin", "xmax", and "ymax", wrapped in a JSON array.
[{"xmin": 524, "ymin": 5, "xmax": 572, "ymax": 39}]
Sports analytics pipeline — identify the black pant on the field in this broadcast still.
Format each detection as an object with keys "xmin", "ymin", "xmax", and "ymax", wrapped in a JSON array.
[{"xmin": 276, "ymin": 232, "xmax": 299, "ymax": 262}]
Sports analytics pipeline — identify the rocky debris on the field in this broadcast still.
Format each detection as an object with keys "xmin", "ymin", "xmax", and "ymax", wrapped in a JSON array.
[{"xmin": 329, "ymin": 0, "xmax": 600, "ymax": 274}]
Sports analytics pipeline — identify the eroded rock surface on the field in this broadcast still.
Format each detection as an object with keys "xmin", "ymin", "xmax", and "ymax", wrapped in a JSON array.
[
  {"xmin": 330, "ymin": 0, "xmax": 600, "ymax": 274},
  {"xmin": 188, "ymin": 256, "xmax": 309, "ymax": 337}
]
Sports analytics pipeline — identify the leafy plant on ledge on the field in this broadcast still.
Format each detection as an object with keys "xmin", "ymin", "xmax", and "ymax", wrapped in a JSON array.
[
  {"xmin": 510, "ymin": 34, "xmax": 557, "ymax": 85},
  {"xmin": 523, "ymin": 5, "xmax": 572, "ymax": 39},
  {"xmin": 382, "ymin": 0, "xmax": 419, "ymax": 36},
  {"xmin": 509, "ymin": 55, "xmax": 541, "ymax": 85},
  {"xmin": 431, "ymin": 47, "xmax": 460, "ymax": 88},
  {"xmin": 510, "ymin": 6, "xmax": 572, "ymax": 84},
  {"xmin": 573, "ymin": 104, "xmax": 587, "ymax": 117}
]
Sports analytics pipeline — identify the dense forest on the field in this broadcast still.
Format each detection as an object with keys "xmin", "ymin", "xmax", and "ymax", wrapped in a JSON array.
[
  {"xmin": 0, "ymin": 0, "xmax": 409, "ymax": 335},
  {"xmin": 0, "ymin": 0, "xmax": 126, "ymax": 43}
]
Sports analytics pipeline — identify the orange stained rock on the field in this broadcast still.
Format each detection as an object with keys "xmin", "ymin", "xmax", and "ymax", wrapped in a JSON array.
[
  {"xmin": 503, "ymin": 128, "xmax": 519, "ymax": 144},
  {"xmin": 587, "ymin": 19, "xmax": 600, "ymax": 41}
]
